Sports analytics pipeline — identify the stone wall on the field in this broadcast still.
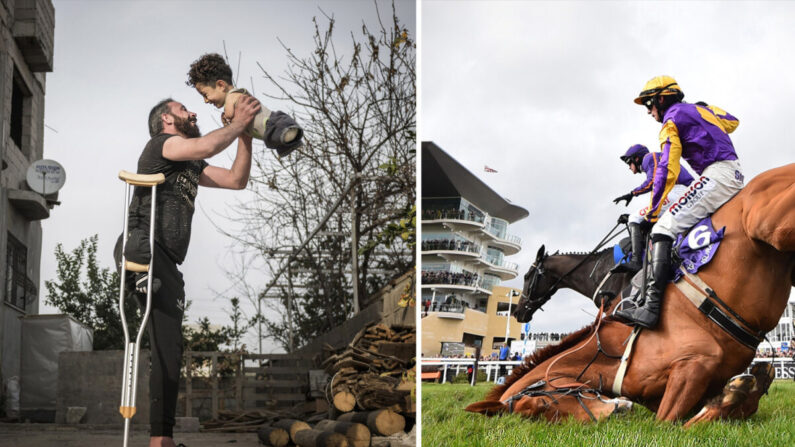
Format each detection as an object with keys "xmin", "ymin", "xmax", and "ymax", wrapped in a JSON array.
[{"xmin": 56, "ymin": 350, "xmax": 150, "ymax": 425}]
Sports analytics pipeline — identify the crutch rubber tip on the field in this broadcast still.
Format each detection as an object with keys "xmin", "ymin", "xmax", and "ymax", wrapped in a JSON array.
[{"xmin": 119, "ymin": 406, "xmax": 137, "ymax": 418}]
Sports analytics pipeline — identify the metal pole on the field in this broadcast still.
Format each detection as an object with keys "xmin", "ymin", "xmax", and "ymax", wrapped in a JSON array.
[
  {"xmin": 287, "ymin": 263, "xmax": 294, "ymax": 352},
  {"xmin": 350, "ymin": 185, "xmax": 360, "ymax": 314},
  {"xmin": 504, "ymin": 289, "xmax": 513, "ymax": 343},
  {"xmin": 257, "ymin": 293, "xmax": 262, "ymax": 355}
]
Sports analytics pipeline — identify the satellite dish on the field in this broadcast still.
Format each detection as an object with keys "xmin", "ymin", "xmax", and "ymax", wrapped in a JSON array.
[{"xmin": 26, "ymin": 159, "xmax": 66, "ymax": 195}]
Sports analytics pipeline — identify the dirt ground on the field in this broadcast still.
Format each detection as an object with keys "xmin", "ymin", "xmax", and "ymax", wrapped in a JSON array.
[
  {"xmin": 0, "ymin": 423, "xmax": 262, "ymax": 447},
  {"xmin": 0, "ymin": 422, "xmax": 417, "ymax": 447}
]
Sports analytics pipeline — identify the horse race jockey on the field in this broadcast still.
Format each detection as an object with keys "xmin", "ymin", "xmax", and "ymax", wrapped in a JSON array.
[
  {"xmin": 615, "ymin": 75, "xmax": 743, "ymax": 329},
  {"xmin": 610, "ymin": 144, "xmax": 694, "ymax": 275}
]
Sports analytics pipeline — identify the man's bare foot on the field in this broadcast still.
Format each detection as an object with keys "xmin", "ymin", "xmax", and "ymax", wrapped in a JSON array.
[{"xmin": 149, "ymin": 436, "xmax": 177, "ymax": 447}]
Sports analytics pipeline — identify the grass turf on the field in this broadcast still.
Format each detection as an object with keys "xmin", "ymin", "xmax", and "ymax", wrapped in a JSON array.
[{"xmin": 421, "ymin": 381, "xmax": 795, "ymax": 447}]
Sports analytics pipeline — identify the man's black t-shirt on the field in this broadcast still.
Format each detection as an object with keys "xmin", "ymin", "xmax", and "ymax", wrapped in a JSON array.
[{"xmin": 128, "ymin": 133, "xmax": 207, "ymax": 264}]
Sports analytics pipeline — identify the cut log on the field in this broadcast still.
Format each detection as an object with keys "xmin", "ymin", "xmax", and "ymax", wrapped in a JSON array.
[
  {"xmin": 337, "ymin": 409, "xmax": 405, "ymax": 436},
  {"xmin": 256, "ymin": 426, "xmax": 290, "ymax": 447},
  {"xmin": 294, "ymin": 429, "xmax": 349, "ymax": 447},
  {"xmin": 273, "ymin": 418, "xmax": 311, "ymax": 443},
  {"xmin": 315, "ymin": 419, "xmax": 370, "ymax": 447},
  {"xmin": 332, "ymin": 390, "xmax": 356, "ymax": 412}
]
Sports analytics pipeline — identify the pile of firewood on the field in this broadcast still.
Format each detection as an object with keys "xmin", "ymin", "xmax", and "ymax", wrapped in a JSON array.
[
  {"xmin": 322, "ymin": 324, "xmax": 415, "ymax": 415},
  {"xmin": 257, "ymin": 409, "xmax": 408, "ymax": 447},
  {"xmin": 215, "ymin": 323, "xmax": 416, "ymax": 446}
]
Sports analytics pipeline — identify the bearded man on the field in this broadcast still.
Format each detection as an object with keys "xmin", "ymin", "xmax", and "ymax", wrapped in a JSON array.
[{"xmin": 117, "ymin": 95, "xmax": 259, "ymax": 447}]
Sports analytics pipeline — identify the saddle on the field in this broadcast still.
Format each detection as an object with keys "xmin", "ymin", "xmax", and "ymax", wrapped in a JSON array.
[
  {"xmin": 617, "ymin": 216, "xmax": 726, "ymax": 304},
  {"xmin": 614, "ymin": 216, "xmax": 764, "ymax": 351}
]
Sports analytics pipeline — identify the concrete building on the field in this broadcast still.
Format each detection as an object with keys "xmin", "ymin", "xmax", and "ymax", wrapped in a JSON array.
[
  {"xmin": 420, "ymin": 141, "xmax": 529, "ymax": 357},
  {"xmin": 0, "ymin": 0, "xmax": 56, "ymax": 399}
]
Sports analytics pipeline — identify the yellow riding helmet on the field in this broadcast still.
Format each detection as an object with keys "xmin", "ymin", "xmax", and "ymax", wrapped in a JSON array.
[{"xmin": 633, "ymin": 75, "xmax": 684, "ymax": 105}]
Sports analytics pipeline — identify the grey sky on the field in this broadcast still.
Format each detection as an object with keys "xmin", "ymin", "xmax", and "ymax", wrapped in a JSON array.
[
  {"xmin": 40, "ymin": 0, "xmax": 416, "ymax": 353},
  {"xmin": 421, "ymin": 1, "xmax": 794, "ymax": 333}
]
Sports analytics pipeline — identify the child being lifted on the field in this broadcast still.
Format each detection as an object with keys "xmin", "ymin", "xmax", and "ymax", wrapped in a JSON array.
[{"xmin": 187, "ymin": 53, "xmax": 303, "ymax": 158}]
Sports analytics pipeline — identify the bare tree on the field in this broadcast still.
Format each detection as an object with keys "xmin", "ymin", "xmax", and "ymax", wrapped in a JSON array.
[{"xmin": 224, "ymin": 2, "xmax": 415, "ymax": 352}]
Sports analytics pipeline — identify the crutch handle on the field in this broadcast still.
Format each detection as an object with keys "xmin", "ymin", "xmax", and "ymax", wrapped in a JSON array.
[
  {"xmin": 119, "ymin": 406, "xmax": 137, "ymax": 418},
  {"xmin": 124, "ymin": 261, "xmax": 149, "ymax": 273},
  {"xmin": 118, "ymin": 170, "xmax": 165, "ymax": 186}
]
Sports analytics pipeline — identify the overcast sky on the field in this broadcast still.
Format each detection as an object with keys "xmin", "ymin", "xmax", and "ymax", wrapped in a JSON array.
[
  {"xmin": 40, "ymin": 0, "xmax": 416, "ymax": 353},
  {"xmin": 421, "ymin": 1, "xmax": 795, "ymax": 334}
]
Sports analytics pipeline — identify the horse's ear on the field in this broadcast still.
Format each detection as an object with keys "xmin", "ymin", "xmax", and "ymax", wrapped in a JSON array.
[
  {"xmin": 536, "ymin": 245, "xmax": 546, "ymax": 262},
  {"xmin": 465, "ymin": 400, "xmax": 507, "ymax": 416}
]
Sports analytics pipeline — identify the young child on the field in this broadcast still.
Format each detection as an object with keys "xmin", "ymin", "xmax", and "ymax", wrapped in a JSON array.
[{"xmin": 186, "ymin": 53, "xmax": 303, "ymax": 157}]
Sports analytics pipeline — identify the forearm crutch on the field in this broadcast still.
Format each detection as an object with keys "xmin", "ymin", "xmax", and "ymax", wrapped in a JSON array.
[{"xmin": 117, "ymin": 170, "xmax": 165, "ymax": 447}]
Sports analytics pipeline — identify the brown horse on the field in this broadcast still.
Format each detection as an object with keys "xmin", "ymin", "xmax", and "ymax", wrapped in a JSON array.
[
  {"xmin": 513, "ymin": 245, "xmax": 632, "ymax": 323},
  {"xmin": 467, "ymin": 163, "xmax": 795, "ymax": 425}
]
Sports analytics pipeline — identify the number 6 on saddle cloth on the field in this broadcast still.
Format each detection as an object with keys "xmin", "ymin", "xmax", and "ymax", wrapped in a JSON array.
[{"xmin": 116, "ymin": 170, "xmax": 165, "ymax": 447}]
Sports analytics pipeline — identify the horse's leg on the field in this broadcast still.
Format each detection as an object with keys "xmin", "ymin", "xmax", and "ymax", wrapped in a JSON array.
[
  {"xmin": 734, "ymin": 362, "xmax": 775, "ymax": 418},
  {"xmin": 656, "ymin": 361, "xmax": 717, "ymax": 421},
  {"xmin": 684, "ymin": 362, "xmax": 775, "ymax": 427}
]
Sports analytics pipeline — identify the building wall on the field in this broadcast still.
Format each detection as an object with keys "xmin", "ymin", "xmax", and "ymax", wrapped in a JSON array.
[
  {"xmin": 0, "ymin": 0, "xmax": 54, "ymax": 399},
  {"xmin": 421, "ymin": 285, "xmax": 523, "ymax": 357}
]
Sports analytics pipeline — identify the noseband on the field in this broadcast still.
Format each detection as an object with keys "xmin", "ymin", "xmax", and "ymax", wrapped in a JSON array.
[{"xmin": 524, "ymin": 255, "xmax": 558, "ymax": 304}]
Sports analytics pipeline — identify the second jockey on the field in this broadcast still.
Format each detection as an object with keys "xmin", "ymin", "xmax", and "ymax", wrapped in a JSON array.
[{"xmin": 611, "ymin": 144, "xmax": 694, "ymax": 275}]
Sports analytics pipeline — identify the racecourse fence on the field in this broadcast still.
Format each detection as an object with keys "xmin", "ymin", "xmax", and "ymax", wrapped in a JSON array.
[{"xmin": 421, "ymin": 357, "xmax": 795, "ymax": 383}]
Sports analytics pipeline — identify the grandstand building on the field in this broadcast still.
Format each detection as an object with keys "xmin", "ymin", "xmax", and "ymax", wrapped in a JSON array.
[
  {"xmin": 759, "ymin": 300, "xmax": 795, "ymax": 355},
  {"xmin": 420, "ymin": 141, "xmax": 529, "ymax": 357}
]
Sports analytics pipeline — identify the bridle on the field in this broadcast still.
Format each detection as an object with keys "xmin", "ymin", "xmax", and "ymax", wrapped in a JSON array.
[
  {"xmin": 521, "ymin": 221, "xmax": 628, "ymax": 314},
  {"xmin": 524, "ymin": 255, "xmax": 555, "ymax": 304}
]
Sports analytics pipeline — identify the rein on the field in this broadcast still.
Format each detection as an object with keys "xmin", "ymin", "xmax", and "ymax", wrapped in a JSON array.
[
  {"xmin": 542, "ymin": 300, "xmax": 621, "ymax": 390},
  {"xmin": 504, "ymin": 223, "xmax": 630, "ymax": 412},
  {"xmin": 504, "ymin": 300, "xmax": 626, "ymax": 418},
  {"xmin": 503, "ymin": 379, "xmax": 611, "ymax": 422},
  {"xmin": 527, "ymin": 222, "xmax": 627, "ymax": 304}
]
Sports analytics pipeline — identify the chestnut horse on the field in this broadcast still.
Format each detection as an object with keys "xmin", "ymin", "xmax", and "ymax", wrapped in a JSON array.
[
  {"xmin": 467, "ymin": 164, "xmax": 795, "ymax": 425},
  {"xmin": 513, "ymin": 246, "xmax": 632, "ymax": 323}
]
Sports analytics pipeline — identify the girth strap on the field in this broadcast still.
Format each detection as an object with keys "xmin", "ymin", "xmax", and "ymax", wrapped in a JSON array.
[
  {"xmin": 612, "ymin": 326, "xmax": 641, "ymax": 395},
  {"xmin": 674, "ymin": 267, "xmax": 763, "ymax": 351}
]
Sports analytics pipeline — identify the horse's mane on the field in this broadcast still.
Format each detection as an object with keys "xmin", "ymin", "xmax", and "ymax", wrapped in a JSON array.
[
  {"xmin": 555, "ymin": 247, "xmax": 613, "ymax": 258},
  {"xmin": 485, "ymin": 324, "xmax": 595, "ymax": 401}
]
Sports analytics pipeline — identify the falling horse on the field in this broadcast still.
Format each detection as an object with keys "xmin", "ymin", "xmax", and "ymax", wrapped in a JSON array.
[
  {"xmin": 512, "ymin": 245, "xmax": 633, "ymax": 323},
  {"xmin": 467, "ymin": 163, "xmax": 795, "ymax": 425}
]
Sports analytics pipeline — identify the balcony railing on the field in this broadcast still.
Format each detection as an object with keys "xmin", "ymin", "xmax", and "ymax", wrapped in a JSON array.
[
  {"xmin": 421, "ymin": 270, "xmax": 480, "ymax": 287},
  {"xmin": 479, "ymin": 277, "xmax": 498, "ymax": 291},
  {"xmin": 423, "ymin": 302, "xmax": 487, "ymax": 314},
  {"xmin": 502, "ymin": 233, "xmax": 523, "ymax": 246},
  {"xmin": 483, "ymin": 226, "xmax": 523, "ymax": 246},
  {"xmin": 421, "ymin": 239, "xmax": 480, "ymax": 254},
  {"xmin": 489, "ymin": 258, "xmax": 519, "ymax": 272},
  {"xmin": 422, "ymin": 207, "xmax": 485, "ymax": 224},
  {"xmin": 429, "ymin": 303, "xmax": 465, "ymax": 313}
]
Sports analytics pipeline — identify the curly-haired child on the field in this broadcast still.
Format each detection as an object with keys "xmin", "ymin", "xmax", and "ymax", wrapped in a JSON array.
[{"xmin": 187, "ymin": 53, "xmax": 303, "ymax": 157}]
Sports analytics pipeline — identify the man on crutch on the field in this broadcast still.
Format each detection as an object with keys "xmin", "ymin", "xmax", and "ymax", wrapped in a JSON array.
[{"xmin": 116, "ymin": 94, "xmax": 260, "ymax": 447}]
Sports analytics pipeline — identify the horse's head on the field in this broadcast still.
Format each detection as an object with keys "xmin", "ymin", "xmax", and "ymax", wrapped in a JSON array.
[{"xmin": 513, "ymin": 245, "xmax": 559, "ymax": 323}]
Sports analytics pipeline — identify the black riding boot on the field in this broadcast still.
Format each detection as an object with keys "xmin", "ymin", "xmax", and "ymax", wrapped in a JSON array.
[
  {"xmin": 615, "ymin": 237, "xmax": 673, "ymax": 329},
  {"xmin": 611, "ymin": 222, "xmax": 646, "ymax": 274}
]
